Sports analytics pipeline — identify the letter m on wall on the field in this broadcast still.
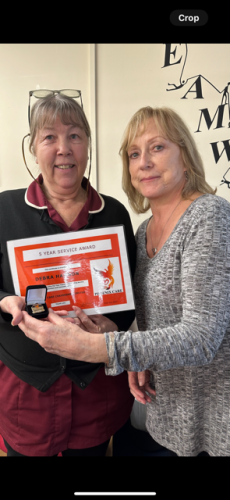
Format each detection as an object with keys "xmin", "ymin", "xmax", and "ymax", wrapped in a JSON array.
[{"xmin": 195, "ymin": 105, "xmax": 226, "ymax": 133}]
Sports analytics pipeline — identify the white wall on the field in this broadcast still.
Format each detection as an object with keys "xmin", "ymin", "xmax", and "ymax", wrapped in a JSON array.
[
  {"xmin": 1, "ymin": 44, "xmax": 230, "ymax": 233},
  {"xmin": 0, "ymin": 44, "xmax": 96, "ymax": 191},
  {"xmin": 96, "ymin": 44, "xmax": 230, "ymax": 232}
]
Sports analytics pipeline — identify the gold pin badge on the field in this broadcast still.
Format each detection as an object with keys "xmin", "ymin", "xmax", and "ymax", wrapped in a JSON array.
[{"xmin": 31, "ymin": 303, "xmax": 45, "ymax": 314}]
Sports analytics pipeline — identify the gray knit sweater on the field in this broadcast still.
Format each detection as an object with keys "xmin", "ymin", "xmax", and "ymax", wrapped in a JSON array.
[{"xmin": 105, "ymin": 194, "xmax": 230, "ymax": 456}]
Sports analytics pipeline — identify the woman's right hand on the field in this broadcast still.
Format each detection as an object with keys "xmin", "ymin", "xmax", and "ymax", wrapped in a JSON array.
[
  {"xmin": 49, "ymin": 306, "xmax": 118, "ymax": 334},
  {"xmin": 0, "ymin": 296, "xmax": 25, "ymax": 326}
]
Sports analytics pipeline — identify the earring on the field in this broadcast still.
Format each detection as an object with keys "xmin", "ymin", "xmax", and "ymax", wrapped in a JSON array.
[{"xmin": 184, "ymin": 171, "xmax": 188, "ymax": 180}]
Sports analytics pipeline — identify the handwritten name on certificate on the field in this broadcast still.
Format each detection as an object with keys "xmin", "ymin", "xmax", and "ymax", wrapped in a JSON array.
[{"xmin": 7, "ymin": 226, "xmax": 135, "ymax": 315}]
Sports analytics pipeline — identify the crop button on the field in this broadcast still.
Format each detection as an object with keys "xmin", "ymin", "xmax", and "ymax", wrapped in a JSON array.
[{"xmin": 170, "ymin": 10, "xmax": 208, "ymax": 26}]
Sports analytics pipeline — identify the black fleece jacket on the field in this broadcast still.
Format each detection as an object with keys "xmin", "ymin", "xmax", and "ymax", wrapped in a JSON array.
[{"xmin": 0, "ymin": 189, "xmax": 136, "ymax": 392}]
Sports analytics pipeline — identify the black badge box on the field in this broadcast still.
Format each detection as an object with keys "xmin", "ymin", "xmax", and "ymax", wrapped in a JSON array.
[{"xmin": 25, "ymin": 285, "xmax": 49, "ymax": 319}]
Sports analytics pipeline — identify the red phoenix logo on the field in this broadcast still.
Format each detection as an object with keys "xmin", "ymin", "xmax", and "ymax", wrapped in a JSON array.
[{"xmin": 93, "ymin": 259, "xmax": 115, "ymax": 290}]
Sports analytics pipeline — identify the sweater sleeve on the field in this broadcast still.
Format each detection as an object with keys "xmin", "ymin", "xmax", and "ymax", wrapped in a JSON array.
[{"xmin": 104, "ymin": 198, "xmax": 230, "ymax": 374}]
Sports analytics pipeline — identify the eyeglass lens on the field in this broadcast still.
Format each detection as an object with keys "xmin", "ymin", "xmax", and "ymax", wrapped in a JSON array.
[
  {"xmin": 28, "ymin": 89, "xmax": 83, "ymax": 126},
  {"xmin": 32, "ymin": 89, "xmax": 81, "ymax": 98}
]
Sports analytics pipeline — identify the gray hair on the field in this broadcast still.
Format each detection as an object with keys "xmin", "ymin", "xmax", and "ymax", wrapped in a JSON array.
[{"xmin": 29, "ymin": 93, "xmax": 91, "ymax": 156}]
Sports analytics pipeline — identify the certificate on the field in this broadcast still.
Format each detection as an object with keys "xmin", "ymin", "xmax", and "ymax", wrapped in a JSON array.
[{"xmin": 7, "ymin": 226, "xmax": 135, "ymax": 315}]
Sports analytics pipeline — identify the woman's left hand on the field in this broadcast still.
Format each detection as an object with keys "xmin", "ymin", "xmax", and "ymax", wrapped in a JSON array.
[{"xmin": 128, "ymin": 370, "xmax": 156, "ymax": 404}]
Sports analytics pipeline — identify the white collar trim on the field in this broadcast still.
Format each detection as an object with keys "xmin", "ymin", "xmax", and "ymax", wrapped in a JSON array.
[
  {"xmin": 89, "ymin": 193, "xmax": 105, "ymax": 214},
  {"xmin": 25, "ymin": 188, "xmax": 105, "ymax": 213},
  {"xmin": 24, "ymin": 188, "xmax": 47, "ymax": 209}
]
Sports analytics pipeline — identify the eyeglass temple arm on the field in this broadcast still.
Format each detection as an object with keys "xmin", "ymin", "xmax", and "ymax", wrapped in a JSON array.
[
  {"xmin": 22, "ymin": 133, "xmax": 40, "ymax": 185},
  {"xmin": 28, "ymin": 92, "xmax": 32, "ymax": 127}
]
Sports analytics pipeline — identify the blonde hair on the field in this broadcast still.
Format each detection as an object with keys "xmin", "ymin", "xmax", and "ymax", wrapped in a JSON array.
[{"xmin": 120, "ymin": 106, "xmax": 216, "ymax": 214}]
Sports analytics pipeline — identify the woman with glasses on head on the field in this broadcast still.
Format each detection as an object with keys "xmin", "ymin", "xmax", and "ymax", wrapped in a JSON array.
[
  {"xmin": 19, "ymin": 106, "xmax": 230, "ymax": 457},
  {"xmin": 0, "ymin": 90, "xmax": 135, "ymax": 457}
]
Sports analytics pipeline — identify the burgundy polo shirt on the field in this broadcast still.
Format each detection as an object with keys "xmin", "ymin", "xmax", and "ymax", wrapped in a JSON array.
[{"xmin": 25, "ymin": 174, "xmax": 105, "ymax": 230}]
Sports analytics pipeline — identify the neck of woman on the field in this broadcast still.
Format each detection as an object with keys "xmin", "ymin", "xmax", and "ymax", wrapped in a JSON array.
[
  {"xmin": 42, "ymin": 183, "xmax": 88, "ymax": 227},
  {"xmin": 146, "ymin": 190, "xmax": 203, "ymax": 258},
  {"xmin": 149, "ymin": 191, "xmax": 183, "ymax": 223}
]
